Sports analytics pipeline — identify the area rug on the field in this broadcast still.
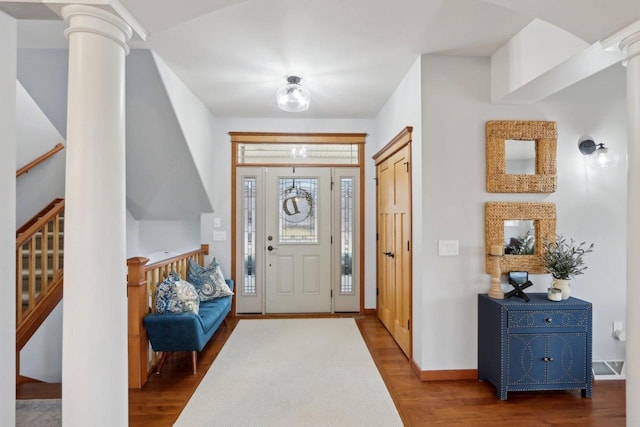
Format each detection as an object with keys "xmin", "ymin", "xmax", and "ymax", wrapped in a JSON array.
[
  {"xmin": 174, "ymin": 318, "xmax": 402, "ymax": 426},
  {"xmin": 16, "ymin": 399, "xmax": 61, "ymax": 427}
]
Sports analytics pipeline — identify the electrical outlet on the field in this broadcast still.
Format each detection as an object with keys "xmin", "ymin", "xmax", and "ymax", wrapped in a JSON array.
[{"xmin": 613, "ymin": 321, "xmax": 624, "ymax": 333}]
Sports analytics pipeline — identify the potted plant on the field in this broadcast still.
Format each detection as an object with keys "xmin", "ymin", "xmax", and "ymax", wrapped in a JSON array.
[{"xmin": 542, "ymin": 234, "xmax": 594, "ymax": 300}]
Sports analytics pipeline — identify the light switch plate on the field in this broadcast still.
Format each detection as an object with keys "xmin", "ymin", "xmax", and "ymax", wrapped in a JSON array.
[
  {"xmin": 213, "ymin": 217, "xmax": 221, "ymax": 228},
  {"xmin": 438, "ymin": 240, "xmax": 459, "ymax": 256}
]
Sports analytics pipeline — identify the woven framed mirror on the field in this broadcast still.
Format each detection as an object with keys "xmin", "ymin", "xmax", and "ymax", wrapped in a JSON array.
[
  {"xmin": 486, "ymin": 120, "xmax": 557, "ymax": 193},
  {"xmin": 485, "ymin": 202, "xmax": 556, "ymax": 274}
]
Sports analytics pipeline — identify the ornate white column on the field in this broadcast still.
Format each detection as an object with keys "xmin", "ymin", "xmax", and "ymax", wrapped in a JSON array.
[
  {"xmin": 61, "ymin": 5, "xmax": 132, "ymax": 426},
  {"xmin": 621, "ymin": 30, "xmax": 640, "ymax": 427}
]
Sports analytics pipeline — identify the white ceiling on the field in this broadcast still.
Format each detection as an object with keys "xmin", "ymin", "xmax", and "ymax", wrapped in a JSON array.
[{"xmin": 5, "ymin": 0, "xmax": 640, "ymax": 118}]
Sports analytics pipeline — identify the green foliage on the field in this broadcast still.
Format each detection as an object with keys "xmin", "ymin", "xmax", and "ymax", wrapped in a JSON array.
[
  {"xmin": 506, "ymin": 230, "xmax": 535, "ymax": 255},
  {"xmin": 542, "ymin": 234, "xmax": 594, "ymax": 280}
]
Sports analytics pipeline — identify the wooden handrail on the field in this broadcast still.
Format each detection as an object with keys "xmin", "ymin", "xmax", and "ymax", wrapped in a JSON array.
[
  {"xmin": 16, "ymin": 199, "xmax": 65, "ymax": 247},
  {"xmin": 127, "ymin": 244, "xmax": 209, "ymax": 389},
  {"xmin": 16, "ymin": 198, "xmax": 64, "ymax": 236},
  {"xmin": 16, "ymin": 143, "xmax": 65, "ymax": 178}
]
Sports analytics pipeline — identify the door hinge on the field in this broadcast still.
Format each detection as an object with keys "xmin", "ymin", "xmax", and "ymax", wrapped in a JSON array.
[
  {"xmin": 331, "ymin": 177, "xmax": 334, "ymax": 191},
  {"xmin": 408, "ymin": 319, "xmax": 411, "ymax": 330},
  {"xmin": 331, "ymin": 289, "xmax": 333, "ymax": 298},
  {"xmin": 376, "ymin": 287, "xmax": 379, "ymax": 296},
  {"xmin": 404, "ymin": 161, "xmax": 409, "ymax": 172},
  {"xmin": 376, "ymin": 233, "xmax": 379, "ymax": 241},
  {"xmin": 331, "ymin": 235, "xmax": 333, "ymax": 244},
  {"xmin": 407, "ymin": 240, "xmax": 410, "ymax": 251},
  {"xmin": 374, "ymin": 177, "xmax": 378, "ymax": 185}
]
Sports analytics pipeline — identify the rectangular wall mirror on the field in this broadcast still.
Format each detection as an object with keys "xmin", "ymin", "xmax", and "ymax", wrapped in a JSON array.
[
  {"xmin": 485, "ymin": 202, "xmax": 556, "ymax": 274},
  {"xmin": 486, "ymin": 120, "xmax": 557, "ymax": 193}
]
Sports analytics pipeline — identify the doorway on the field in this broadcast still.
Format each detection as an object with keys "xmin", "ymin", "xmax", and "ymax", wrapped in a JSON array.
[
  {"xmin": 374, "ymin": 127, "xmax": 413, "ymax": 358},
  {"xmin": 230, "ymin": 132, "xmax": 365, "ymax": 315}
]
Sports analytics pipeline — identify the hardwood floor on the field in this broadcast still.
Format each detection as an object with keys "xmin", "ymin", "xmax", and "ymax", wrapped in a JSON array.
[{"xmin": 18, "ymin": 315, "xmax": 626, "ymax": 426}]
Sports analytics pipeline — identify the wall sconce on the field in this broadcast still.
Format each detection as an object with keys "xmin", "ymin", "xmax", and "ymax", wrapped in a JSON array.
[{"xmin": 578, "ymin": 137, "xmax": 619, "ymax": 169}]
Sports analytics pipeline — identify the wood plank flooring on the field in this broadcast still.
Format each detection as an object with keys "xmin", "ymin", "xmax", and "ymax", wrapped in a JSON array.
[{"xmin": 18, "ymin": 314, "xmax": 626, "ymax": 426}]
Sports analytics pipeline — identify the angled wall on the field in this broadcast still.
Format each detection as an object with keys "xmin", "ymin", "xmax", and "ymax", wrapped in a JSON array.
[{"xmin": 126, "ymin": 49, "xmax": 212, "ymax": 222}]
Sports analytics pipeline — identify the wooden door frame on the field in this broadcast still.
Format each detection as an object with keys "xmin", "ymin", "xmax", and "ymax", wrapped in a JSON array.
[
  {"xmin": 229, "ymin": 132, "xmax": 367, "ymax": 315},
  {"xmin": 373, "ymin": 126, "xmax": 413, "ymax": 357}
]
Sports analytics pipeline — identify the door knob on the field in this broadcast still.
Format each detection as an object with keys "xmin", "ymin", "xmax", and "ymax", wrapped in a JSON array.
[
  {"xmin": 383, "ymin": 251, "xmax": 395, "ymax": 258},
  {"xmin": 267, "ymin": 245, "xmax": 277, "ymax": 252}
]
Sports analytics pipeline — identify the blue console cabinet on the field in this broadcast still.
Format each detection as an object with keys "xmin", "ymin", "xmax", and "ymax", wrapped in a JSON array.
[{"xmin": 478, "ymin": 293, "xmax": 592, "ymax": 400}]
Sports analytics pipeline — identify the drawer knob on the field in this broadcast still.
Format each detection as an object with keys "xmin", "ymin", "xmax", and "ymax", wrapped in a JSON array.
[
  {"xmin": 543, "ymin": 357, "xmax": 554, "ymax": 363},
  {"xmin": 544, "ymin": 318, "xmax": 553, "ymax": 323}
]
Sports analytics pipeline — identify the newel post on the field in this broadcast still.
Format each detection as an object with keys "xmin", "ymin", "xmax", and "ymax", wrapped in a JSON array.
[{"xmin": 127, "ymin": 256, "xmax": 149, "ymax": 389}]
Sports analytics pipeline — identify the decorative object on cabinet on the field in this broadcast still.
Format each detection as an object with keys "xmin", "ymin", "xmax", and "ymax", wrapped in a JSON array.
[
  {"xmin": 486, "ymin": 120, "xmax": 557, "ymax": 193},
  {"xmin": 505, "ymin": 271, "xmax": 532, "ymax": 301},
  {"xmin": 487, "ymin": 244, "xmax": 504, "ymax": 299},
  {"xmin": 485, "ymin": 202, "xmax": 556, "ymax": 274},
  {"xmin": 478, "ymin": 293, "xmax": 592, "ymax": 400},
  {"xmin": 542, "ymin": 234, "xmax": 594, "ymax": 300}
]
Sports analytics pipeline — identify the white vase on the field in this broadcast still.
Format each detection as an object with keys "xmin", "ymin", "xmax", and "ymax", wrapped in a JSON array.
[{"xmin": 552, "ymin": 278, "xmax": 571, "ymax": 300}]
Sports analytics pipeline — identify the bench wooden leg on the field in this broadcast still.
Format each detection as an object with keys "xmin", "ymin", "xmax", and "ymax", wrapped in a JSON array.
[
  {"xmin": 156, "ymin": 352, "xmax": 169, "ymax": 374},
  {"xmin": 192, "ymin": 351, "xmax": 197, "ymax": 375}
]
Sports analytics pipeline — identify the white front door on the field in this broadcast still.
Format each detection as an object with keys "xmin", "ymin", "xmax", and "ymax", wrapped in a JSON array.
[{"xmin": 264, "ymin": 167, "xmax": 332, "ymax": 313}]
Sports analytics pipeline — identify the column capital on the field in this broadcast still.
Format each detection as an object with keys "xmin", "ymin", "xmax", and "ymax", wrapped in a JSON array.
[
  {"xmin": 620, "ymin": 29, "xmax": 640, "ymax": 66},
  {"xmin": 62, "ymin": 4, "xmax": 133, "ymax": 55}
]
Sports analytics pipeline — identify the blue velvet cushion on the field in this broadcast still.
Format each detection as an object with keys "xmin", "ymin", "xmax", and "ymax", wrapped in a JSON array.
[
  {"xmin": 155, "ymin": 271, "xmax": 200, "ymax": 314},
  {"xmin": 188, "ymin": 259, "xmax": 234, "ymax": 300}
]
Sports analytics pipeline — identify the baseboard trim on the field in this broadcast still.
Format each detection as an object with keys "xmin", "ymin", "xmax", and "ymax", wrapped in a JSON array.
[
  {"xmin": 410, "ymin": 359, "xmax": 477, "ymax": 381},
  {"xmin": 363, "ymin": 308, "xmax": 376, "ymax": 315}
]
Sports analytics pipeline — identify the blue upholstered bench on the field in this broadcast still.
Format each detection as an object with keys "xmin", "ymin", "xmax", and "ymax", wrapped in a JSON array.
[{"xmin": 143, "ymin": 279, "xmax": 233, "ymax": 374}]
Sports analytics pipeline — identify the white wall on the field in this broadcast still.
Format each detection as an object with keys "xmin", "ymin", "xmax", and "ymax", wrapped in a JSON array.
[
  {"xmin": 491, "ymin": 19, "xmax": 588, "ymax": 102},
  {"xmin": 126, "ymin": 209, "xmax": 140, "ymax": 257},
  {"xmin": 17, "ymin": 48, "xmax": 69, "ymax": 138},
  {"xmin": 538, "ymin": 64, "xmax": 627, "ymax": 360},
  {"xmin": 373, "ymin": 57, "xmax": 423, "ymax": 360},
  {"xmin": 137, "ymin": 219, "xmax": 201, "ymax": 257},
  {"xmin": 152, "ymin": 52, "xmax": 217, "ymax": 213},
  {"xmin": 418, "ymin": 55, "xmax": 627, "ymax": 371},
  {"xmin": 20, "ymin": 303, "xmax": 63, "ymax": 382},
  {"xmin": 0, "ymin": 10, "xmax": 17, "ymax": 426},
  {"xmin": 16, "ymin": 81, "xmax": 65, "ymax": 227}
]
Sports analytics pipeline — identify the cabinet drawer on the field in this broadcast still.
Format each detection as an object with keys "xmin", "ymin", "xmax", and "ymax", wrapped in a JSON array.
[{"xmin": 508, "ymin": 310, "xmax": 588, "ymax": 329}]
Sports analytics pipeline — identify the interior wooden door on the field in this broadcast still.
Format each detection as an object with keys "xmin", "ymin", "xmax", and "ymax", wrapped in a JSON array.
[
  {"xmin": 377, "ymin": 159, "xmax": 395, "ymax": 331},
  {"xmin": 375, "ymin": 128, "xmax": 412, "ymax": 358}
]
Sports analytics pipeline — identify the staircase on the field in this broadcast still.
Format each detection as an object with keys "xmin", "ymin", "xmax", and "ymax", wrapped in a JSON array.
[{"xmin": 15, "ymin": 198, "xmax": 65, "ymax": 361}]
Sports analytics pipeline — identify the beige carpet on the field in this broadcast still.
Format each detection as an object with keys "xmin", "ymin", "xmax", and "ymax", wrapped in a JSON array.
[{"xmin": 174, "ymin": 318, "xmax": 403, "ymax": 427}]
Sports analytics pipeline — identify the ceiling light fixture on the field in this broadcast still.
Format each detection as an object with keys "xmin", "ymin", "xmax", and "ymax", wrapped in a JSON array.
[
  {"xmin": 578, "ymin": 137, "xmax": 619, "ymax": 169},
  {"xmin": 276, "ymin": 75, "xmax": 310, "ymax": 112}
]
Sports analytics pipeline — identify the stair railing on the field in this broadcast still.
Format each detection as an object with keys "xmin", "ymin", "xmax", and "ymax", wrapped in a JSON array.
[{"xmin": 15, "ymin": 198, "xmax": 65, "ymax": 350}]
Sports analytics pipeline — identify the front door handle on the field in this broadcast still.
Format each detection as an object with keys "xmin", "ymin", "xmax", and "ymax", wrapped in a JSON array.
[
  {"xmin": 267, "ymin": 245, "xmax": 278, "ymax": 252},
  {"xmin": 383, "ymin": 251, "xmax": 395, "ymax": 258}
]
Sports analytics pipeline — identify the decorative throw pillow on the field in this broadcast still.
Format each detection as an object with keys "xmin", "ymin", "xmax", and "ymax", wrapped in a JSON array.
[
  {"xmin": 188, "ymin": 259, "xmax": 234, "ymax": 300},
  {"xmin": 155, "ymin": 271, "xmax": 200, "ymax": 314}
]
